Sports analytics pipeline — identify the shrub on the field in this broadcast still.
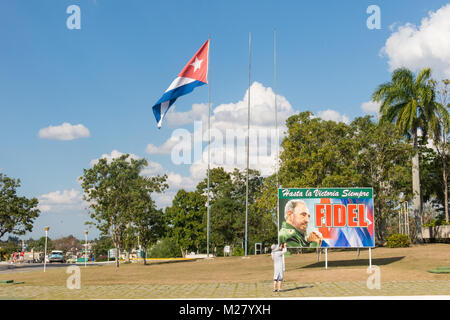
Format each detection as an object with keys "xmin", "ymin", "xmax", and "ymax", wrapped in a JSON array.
[
  {"xmin": 95, "ymin": 255, "xmax": 108, "ymax": 262},
  {"xmin": 423, "ymin": 217, "xmax": 450, "ymax": 227},
  {"xmin": 215, "ymin": 246, "xmax": 224, "ymax": 257},
  {"xmin": 149, "ymin": 238, "xmax": 181, "ymax": 258},
  {"xmin": 386, "ymin": 233, "xmax": 410, "ymax": 248},
  {"xmin": 233, "ymin": 247, "xmax": 244, "ymax": 256}
]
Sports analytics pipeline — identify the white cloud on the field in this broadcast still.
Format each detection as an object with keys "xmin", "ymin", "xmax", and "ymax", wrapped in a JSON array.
[
  {"xmin": 38, "ymin": 122, "xmax": 90, "ymax": 141},
  {"xmin": 317, "ymin": 109, "xmax": 350, "ymax": 124},
  {"xmin": 152, "ymin": 170, "xmax": 206, "ymax": 209},
  {"xmin": 146, "ymin": 134, "xmax": 191, "ymax": 155},
  {"xmin": 381, "ymin": 4, "xmax": 450, "ymax": 79},
  {"xmin": 388, "ymin": 23, "xmax": 398, "ymax": 32},
  {"xmin": 361, "ymin": 101, "xmax": 381, "ymax": 114},
  {"xmin": 89, "ymin": 150, "xmax": 140, "ymax": 166},
  {"xmin": 146, "ymin": 82, "xmax": 293, "ymax": 177},
  {"xmin": 140, "ymin": 161, "xmax": 165, "ymax": 176},
  {"xmin": 361, "ymin": 101, "xmax": 381, "ymax": 120},
  {"xmin": 165, "ymin": 103, "xmax": 209, "ymax": 127},
  {"xmin": 144, "ymin": 166, "xmax": 201, "ymax": 209},
  {"xmin": 38, "ymin": 189, "xmax": 83, "ymax": 213},
  {"xmin": 212, "ymin": 82, "xmax": 294, "ymax": 131},
  {"xmin": 147, "ymin": 82, "xmax": 293, "ymax": 153},
  {"xmin": 90, "ymin": 149, "xmax": 167, "ymax": 180},
  {"xmin": 166, "ymin": 172, "xmax": 197, "ymax": 189},
  {"xmin": 152, "ymin": 191, "xmax": 176, "ymax": 209},
  {"xmin": 144, "ymin": 82, "xmax": 296, "ymax": 207}
]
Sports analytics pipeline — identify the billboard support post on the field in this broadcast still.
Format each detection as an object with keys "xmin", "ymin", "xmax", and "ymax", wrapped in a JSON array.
[
  {"xmin": 369, "ymin": 248, "xmax": 372, "ymax": 269},
  {"xmin": 325, "ymin": 248, "xmax": 328, "ymax": 269}
]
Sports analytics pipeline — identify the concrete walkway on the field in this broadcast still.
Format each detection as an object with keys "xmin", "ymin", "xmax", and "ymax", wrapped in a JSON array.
[{"xmin": 0, "ymin": 280, "xmax": 449, "ymax": 299}]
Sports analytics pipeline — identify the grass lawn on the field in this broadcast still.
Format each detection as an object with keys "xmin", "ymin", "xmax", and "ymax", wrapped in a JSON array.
[{"xmin": 4, "ymin": 243, "xmax": 450, "ymax": 286}]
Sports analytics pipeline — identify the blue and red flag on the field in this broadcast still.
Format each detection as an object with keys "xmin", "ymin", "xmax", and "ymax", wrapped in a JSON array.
[{"xmin": 152, "ymin": 39, "xmax": 209, "ymax": 128}]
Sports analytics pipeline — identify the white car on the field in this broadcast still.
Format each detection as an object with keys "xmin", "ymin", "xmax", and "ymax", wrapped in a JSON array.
[
  {"xmin": 66, "ymin": 255, "xmax": 77, "ymax": 264},
  {"xmin": 48, "ymin": 250, "xmax": 65, "ymax": 263}
]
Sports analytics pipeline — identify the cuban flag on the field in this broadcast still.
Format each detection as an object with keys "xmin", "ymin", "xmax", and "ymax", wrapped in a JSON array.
[{"xmin": 152, "ymin": 39, "xmax": 209, "ymax": 128}]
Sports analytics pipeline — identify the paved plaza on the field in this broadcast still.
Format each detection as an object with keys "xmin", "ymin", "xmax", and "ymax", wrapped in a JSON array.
[{"xmin": 1, "ymin": 280, "xmax": 449, "ymax": 299}]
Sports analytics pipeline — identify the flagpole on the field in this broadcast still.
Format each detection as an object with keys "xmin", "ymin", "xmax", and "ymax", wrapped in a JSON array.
[
  {"xmin": 207, "ymin": 36, "xmax": 211, "ymax": 258},
  {"xmin": 245, "ymin": 32, "xmax": 251, "ymax": 257},
  {"xmin": 274, "ymin": 29, "xmax": 279, "ymax": 186},
  {"xmin": 274, "ymin": 29, "xmax": 280, "ymax": 244}
]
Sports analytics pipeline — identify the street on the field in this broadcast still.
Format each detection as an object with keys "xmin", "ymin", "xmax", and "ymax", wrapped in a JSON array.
[{"xmin": 0, "ymin": 262, "xmax": 110, "ymax": 274}]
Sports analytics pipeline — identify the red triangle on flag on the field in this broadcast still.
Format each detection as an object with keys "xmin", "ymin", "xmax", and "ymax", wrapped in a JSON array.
[{"xmin": 178, "ymin": 39, "xmax": 209, "ymax": 83}]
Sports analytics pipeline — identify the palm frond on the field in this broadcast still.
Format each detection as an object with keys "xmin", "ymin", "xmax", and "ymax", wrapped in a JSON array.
[
  {"xmin": 435, "ymin": 102, "xmax": 450, "ymax": 133},
  {"xmin": 372, "ymin": 82, "xmax": 394, "ymax": 102},
  {"xmin": 415, "ymin": 68, "xmax": 432, "ymax": 87}
]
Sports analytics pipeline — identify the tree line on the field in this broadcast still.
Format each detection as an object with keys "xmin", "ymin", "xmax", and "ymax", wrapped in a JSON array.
[
  {"xmin": 0, "ymin": 235, "xmax": 84, "ymax": 261},
  {"xmin": 0, "ymin": 68, "xmax": 448, "ymax": 266}
]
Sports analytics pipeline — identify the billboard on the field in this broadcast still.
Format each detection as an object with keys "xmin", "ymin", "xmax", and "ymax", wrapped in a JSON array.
[{"xmin": 278, "ymin": 188, "xmax": 374, "ymax": 248}]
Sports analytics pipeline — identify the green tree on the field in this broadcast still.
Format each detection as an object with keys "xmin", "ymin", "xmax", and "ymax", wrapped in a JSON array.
[
  {"xmin": 195, "ymin": 167, "xmax": 264, "ymax": 254},
  {"xmin": 128, "ymin": 175, "xmax": 167, "ymax": 264},
  {"xmin": 273, "ymin": 111, "xmax": 412, "ymax": 242},
  {"xmin": 0, "ymin": 237, "xmax": 21, "ymax": 261},
  {"xmin": 419, "ymin": 143, "xmax": 450, "ymax": 224},
  {"xmin": 80, "ymin": 154, "xmax": 167, "ymax": 268},
  {"xmin": 165, "ymin": 189, "xmax": 206, "ymax": 257},
  {"xmin": 229, "ymin": 168, "xmax": 264, "ymax": 253},
  {"xmin": 209, "ymin": 196, "xmax": 242, "ymax": 249},
  {"xmin": 196, "ymin": 168, "xmax": 234, "ymax": 251},
  {"xmin": 351, "ymin": 116, "xmax": 412, "ymax": 241},
  {"xmin": 428, "ymin": 78, "xmax": 450, "ymax": 222},
  {"xmin": 196, "ymin": 167, "xmax": 233, "ymax": 202},
  {"xmin": 0, "ymin": 173, "xmax": 40, "ymax": 239},
  {"xmin": 149, "ymin": 237, "xmax": 180, "ymax": 258},
  {"xmin": 130, "ymin": 189, "xmax": 166, "ymax": 264},
  {"xmin": 122, "ymin": 225, "xmax": 137, "ymax": 262},
  {"xmin": 279, "ymin": 111, "xmax": 360, "ymax": 187},
  {"xmin": 91, "ymin": 236, "xmax": 114, "ymax": 260},
  {"xmin": 252, "ymin": 174, "xmax": 279, "ymax": 247},
  {"xmin": 372, "ymin": 67, "xmax": 438, "ymax": 241},
  {"xmin": 27, "ymin": 236, "xmax": 53, "ymax": 252},
  {"xmin": 122, "ymin": 192, "xmax": 167, "ymax": 264}
]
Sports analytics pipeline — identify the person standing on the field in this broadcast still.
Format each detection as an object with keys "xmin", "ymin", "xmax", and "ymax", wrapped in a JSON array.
[{"xmin": 271, "ymin": 242, "xmax": 287, "ymax": 292}]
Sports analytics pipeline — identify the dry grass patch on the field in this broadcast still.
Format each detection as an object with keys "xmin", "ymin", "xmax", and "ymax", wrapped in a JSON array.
[{"xmin": 4, "ymin": 244, "xmax": 450, "ymax": 286}]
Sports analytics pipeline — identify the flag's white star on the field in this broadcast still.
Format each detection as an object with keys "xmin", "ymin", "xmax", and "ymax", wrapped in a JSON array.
[{"xmin": 190, "ymin": 57, "xmax": 203, "ymax": 72}]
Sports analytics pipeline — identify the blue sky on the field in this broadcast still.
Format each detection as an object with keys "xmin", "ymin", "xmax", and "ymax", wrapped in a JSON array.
[{"xmin": 1, "ymin": 0, "xmax": 449, "ymax": 241}]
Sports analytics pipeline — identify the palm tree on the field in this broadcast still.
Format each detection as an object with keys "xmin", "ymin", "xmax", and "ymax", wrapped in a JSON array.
[{"xmin": 372, "ymin": 67, "xmax": 437, "ymax": 242}]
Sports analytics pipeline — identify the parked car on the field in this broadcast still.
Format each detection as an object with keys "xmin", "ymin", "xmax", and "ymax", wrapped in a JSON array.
[
  {"xmin": 48, "ymin": 250, "xmax": 65, "ymax": 263},
  {"xmin": 65, "ymin": 254, "xmax": 77, "ymax": 264}
]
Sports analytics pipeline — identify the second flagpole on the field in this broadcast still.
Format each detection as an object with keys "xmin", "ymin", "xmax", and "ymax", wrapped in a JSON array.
[
  {"xmin": 244, "ymin": 32, "xmax": 251, "ymax": 257},
  {"xmin": 207, "ymin": 36, "xmax": 211, "ymax": 258},
  {"xmin": 274, "ymin": 29, "xmax": 280, "ymax": 245}
]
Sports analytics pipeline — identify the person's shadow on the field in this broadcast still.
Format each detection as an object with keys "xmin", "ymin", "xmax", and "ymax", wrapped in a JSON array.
[{"xmin": 280, "ymin": 285, "xmax": 313, "ymax": 292}]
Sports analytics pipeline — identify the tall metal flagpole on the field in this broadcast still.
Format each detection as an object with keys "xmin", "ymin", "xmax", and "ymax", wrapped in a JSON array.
[
  {"xmin": 274, "ymin": 29, "xmax": 280, "ymax": 244},
  {"xmin": 245, "ymin": 32, "xmax": 251, "ymax": 257},
  {"xmin": 207, "ymin": 36, "xmax": 211, "ymax": 258}
]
